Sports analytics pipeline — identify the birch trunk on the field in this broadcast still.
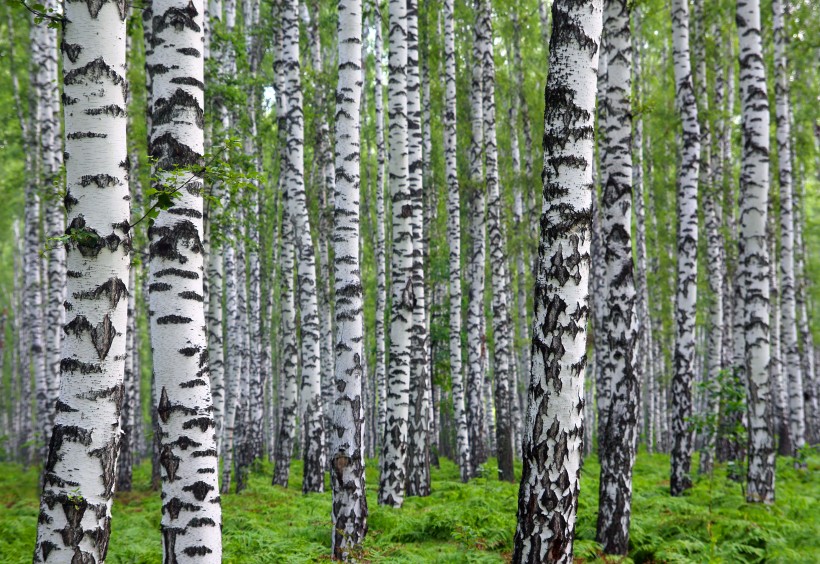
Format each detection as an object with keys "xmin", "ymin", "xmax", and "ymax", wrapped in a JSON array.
[
  {"xmin": 444, "ymin": 0, "xmax": 470, "ymax": 483},
  {"xmin": 148, "ymin": 0, "xmax": 223, "ymax": 558},
  {"xmin": 737, "ymin": 0, "xmax": 775, "ymax": 503},
  {"xmin": 34, "ymin": 0, "xmax": 130, "ymax": 558},
  {"xmin": 596, "ymin": 0, "xmax": 638, "ymax": 554},
  {"xmin": 479, "ymin": 0, "xmax": 515, "ymax": 483},
  {"xmin": 513, "ymin": 0, "xmax": 603, "ymax": 560},
  {"xmin": 379, "ymin": 0, "xmax": 413, "ymax": 507},
  {"xmin": 329, "ymin": 0, "xmax": 368, "ymax": 553},
  {"xmin": 669, "ymin": 0, "xmax": 701, "ymax": 497},
  {"xmin": 773, "ymin": 0, "xmax": 804, "ymax": 459},
  {"xmin": 465, "ymin": 10, "xmax": 487, "ymax": 477}
]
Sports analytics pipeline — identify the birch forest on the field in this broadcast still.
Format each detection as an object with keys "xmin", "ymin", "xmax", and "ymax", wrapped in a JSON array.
[{"xmin": 1, "ymin": 0, "xmax": 819, "ymax": 561}]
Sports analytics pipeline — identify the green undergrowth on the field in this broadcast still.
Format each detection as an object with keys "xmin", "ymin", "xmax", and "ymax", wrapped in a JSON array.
[{"xmin": 1, "ymin": 452, "xmax": 817, "ymax": 562}]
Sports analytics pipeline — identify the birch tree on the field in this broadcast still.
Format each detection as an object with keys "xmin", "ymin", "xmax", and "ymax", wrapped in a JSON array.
[
  {"xmin": 444, "ymin": 0, "xmax": 470, "ymax": 483},
  {"xmin": 328, "ymin": 0, "xmax": 368, "ymax": 554},
  {"xmin": 596, "ymin": 0, "xmax": 639, "ymax": 554},
  {"xmin": 148, "ymin": 0, "xmax": 223, "ymax": 558},
  {"xmin": 34, "ymin": 0, "xmax": 131, "ymax": 559},
  {"xmin": 513, "ymin": 0, "xmax": 603, "ymax": 561},
  {"xmin": 669, "ymin": 0, "xmax": 701, "ymax": 497},
  {"xmin": 737, "ymin": 0, "xmax": 774, "ymax": 503}
]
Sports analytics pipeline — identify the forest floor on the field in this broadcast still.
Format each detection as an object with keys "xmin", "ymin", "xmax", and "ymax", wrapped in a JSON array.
[{"xmin": 1, "ymin": 451, "xmax": 817, "ymax": 563}]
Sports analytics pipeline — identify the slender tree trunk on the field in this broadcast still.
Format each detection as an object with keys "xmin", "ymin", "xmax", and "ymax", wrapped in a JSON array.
[
  {"xmin": 465, "ymin": 11, "xmax": 487, "ymax": 477},
  {"xmin": 669, "ymin": 0, "xmax": 701, "ymax": 497},
  {"xmin": 372, "ymin": 0, "xmax": 388, "ymax": 454},
  {"xmin": 148, "ymin": 0, "xmax": 223, "ymax": 558},
  {"xmin": 596, "ymin": 0, "xmax": 639, "ymax": 554},
  {"xmin": 33, "ymin": 0, "xmax": 131, "ymax": 558},
  {"xmin": 737, "ymin": 0, "xmax": 775, "ymax": 503},
  {"xmin": 443, "ymin": 0, "xmax": 470, "ymax": 483},
  {"xmin": 328, "ymin": 0, "xmax": 368, "ymax": 553},
  {"xmin": 479, "ymin": 0, "xmax": 514, "ymax": 483},
  {"xmin": 513, "ymin": 0, "xmax": 603, "ymax": 561},
  {"xmin": 379, "ymin": 0, "xmax": 413, "ymax": 508},
  {"xmin": 773, "ymin": 0, "xmax": 804, "ymax": 460}
]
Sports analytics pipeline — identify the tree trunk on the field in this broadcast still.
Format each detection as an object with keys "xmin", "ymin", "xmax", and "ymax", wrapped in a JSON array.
[
  {"xmin": 328, "ymin": 0, "xmax": 368, "ymax": 554},
  {"xmin": 596, "ymin": 0, "xmax": 639, "ymax": 554},
  {"xmin": 465, "ymin": 10, "xmax": 487, "ymax": 477},
  {"xmin": 737, "ymin": 0, "xmax": 775, "ymax": 504},
  {"xmin": 513, "ymin": 0, "xmax": 603, "ymax": 561},
  {"xmin": 669, "ymin": 0, "xmax": 701, "ymax": 497},
  {"xmin": 773, "ymin": 0, "xmax": 805, "ymax": 460},
  {"xmin": 443, "ymin": 0, "xmax": 470, "ymax": 483},
  {"xmin": 379, "ymin": 0, "xmax": 413, "ymax": 508},
  {"xmin": 34, "ymin": 0, "xmax": 131, "ymax": 558}
]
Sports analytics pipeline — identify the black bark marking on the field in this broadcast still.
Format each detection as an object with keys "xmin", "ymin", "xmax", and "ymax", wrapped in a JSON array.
[
  {"xmin": 74, "ymin": 277, "xmax": 128, "ymax": 308},
  {"xmin": 66, "ymin": 270, "xmax": 83, "ymax": 278},
  {"xmin": 178, "ymin": 346, "xmax": 199, "ymax": 356},
  {"xmin": 187, "ymin": 517, "xmax": 215, "ymax": 527},
  {"xmin": 60, "ymin": 358, "xmax": 103, "ymax": 374},
  {"xmin": 183, "ymin": 417, "xmax": 214, "ymax": 432},
  {"xmin": 64, "ymin": 315, "xmax": 93, "ymax": 337},
  {"xmin": 169, "ymin": 435, "xmax": 201, "ymax": 450},
  {"xmin": 79, "ymin": 173, "xmax": 118, "ymax": 188},
  {"xmin": 90, "ymin": 434, "xmax": 120, "ymax": 497},
  {"xmin": 90, "ymin": 315, "xmax": 116, "ymax": 360},
  {"xmin": 59, "ymin": 495, "xmax": 87, "ymax": 547},
  {"xmin": 64, "ymin": 57, "xmax": 127, "ymax": 99},
  {"xmin": 183, "ymin": 546, "xmax": 213, "ymax": 557},
  {"xmin": 178, "ymin": 291, "xmax": 203, "ymax": 302},
  {"xmin": 64, "ymin": 191, "xmax": 79, "ymax": 212},
  {"xmin": 62, "ymin": 41, "xmax": 82, "ymax": 63},
  {"xmin": 158, "ymin": 387, "xmax": 171, "ymax": 423},
  {"xmin": 151, "ymin": 88, "xmax": 204, "ymax": 130},
  {"xmin": 154, "ymin": 1, "xmax": 201, "ymax": 34},
  {"xmin": 150, "ymin": 282, "xmax": 173, "ymax": 292},
  {"xmin": 150, "ymin": 132, "xmax": 203, "ymax": 171},
  {"xmin": 41, "ymin": 540, "xmax": 58, "ymax": 560},
  {"xmin": 191, "ymin": 448, "xmax": 217, "ymax": 458},
  {"xmin": 55, "ymin": 400, "xmax": 79, "ymax": 413},
  {"xmin": 170, "ymin": 76, "xmax": 205, "ymax": 89},
  {"xmin": 67, "ymin": 132, "xmax": 108, "ymax": 140},
  {"xmin": 160, "ymin": 444, "xmax": 181, "ymax": 481},
  {"xmin": 149, "ymin": 219, "xmax": 203, "ymax": 263},
  {"xmin": 183, "ymin": 481, "xmax": 214, "ymax": 501},
  {"xmin": 154, "ymin": 267, "xmax": 199, "ymax": 279},
  {"xmin": 163, "ymin": 498, "xmax": 199, "ymax": 520},
  {"xmin": 168, "ymin": 207, "xmax": 202, "ymax": 218},
  {"xmin": 176, "ymin": 47, "xmax": 201, "ymax": 57},
  {"xmin": 85, "ymin": 105, "xmax": 127, "ymax": 118},
  {"xmin": 162, "ymin": 526, "xmax": 182, "ymax": 564},
  {"xmin": 157, "ymin": 315, "xmax": 193, "ymax": 325},
  {"xmin": 180, "ymin": 379, "xmax": 207, "ymax": 388}
]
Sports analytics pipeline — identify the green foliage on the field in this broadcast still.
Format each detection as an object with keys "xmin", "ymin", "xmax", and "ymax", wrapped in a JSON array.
[{"xmin": 2, "ymin": 453, "xmax": 817, "ymax": 562}]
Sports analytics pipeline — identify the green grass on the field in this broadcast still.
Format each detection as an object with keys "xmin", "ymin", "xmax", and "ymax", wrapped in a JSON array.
[{"xmin": 1, "ymin": 452, "xmax": 817, "ymax": 562}]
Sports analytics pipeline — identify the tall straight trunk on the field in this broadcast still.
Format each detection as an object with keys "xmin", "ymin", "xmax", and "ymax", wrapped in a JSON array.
[
  {"xmin": 465, "ymin": 10, "xmax": 487, "ymax": 477},
  {"xmin": 279, "ymin": 0, "xmax": 325, "ymax": 493},
  {"xmin": 24, "ymin": 172, "xmax": 45, "ymax": 466},
  {"xmin": 632, "ymin": 7, "xmax": 654, "ymax": 454},
  {"xmin": 513, "ymin": 1, "xmax": 603, "ymax": 560},
  {"xmin": 378, "ymin": 0, "xmax": 413, "ymax": 508},
  {"xmin": 405, "ymin": 0, "xmax": 432, "ymax": 497},
  {"xmin": 669, "ymin": 0, "xmax": 701, "ymax": 497},
  {"xmin": 596, "ymin": 0, "xmax": 638, "ymax": 554},
  {"xmin": 795, "ymin": 192, "xmax": 818, "ymax": 445},
  {"xmin": 148, "ymin": 0, "xmax": 223, "ymax": 558},
  {"xmin": 272, "ymin": 213, "xmax": 300, "ymax": 487},
  {"xmin": 772, "ymin": 0, "xmax": 804, "ymax": 459},
  {"xmin": 34, "ymin": 0, "xmax": 130, "ymax": 558},
  {"xmin": 480, "ymin": 0, "xmax": 515, "ymax": 483},
  {"xmin": 768, "ymin": 213, "xmax": 790, "ymax": 456},
  {"xmin": 372, "ymin": 0, "xmax": 388, "ymax": 452},
  {"xmin": 117, "ymin": 241, "xmax": 138, "ymax": 492},
  {"xmin": 737, "ymin": 0, "xmax": 774, "ymax": 504},
  {"xmin": 328, "ymin": 0, "xmax": 368, "ymax": 553},
  {"xmin": 38, "ymin": 0, "xmax": 66, "ymax": 452},
  {"xmin": 443, "ymin": 0, "xmax": 470, "ymax": 483}
]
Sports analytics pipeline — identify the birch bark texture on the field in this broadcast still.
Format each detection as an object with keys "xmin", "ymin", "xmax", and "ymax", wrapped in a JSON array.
[
  {"xmin": 147, "ymin": 0, "xmax": 223, "ymax": 559},
  {"xmin": 737, "ymin": 0, "xmax": 775, "ymax": 503},
  {"xmin": 379, "ymin": 0, "xmax": 413, "ymax": 508},
  {"xmin": 772, "ymin": 0, "xmax": 804, "ymax": 459},
  {"xmin": 444, "ymin": 0, "xmax": 471, "ymax": 483},
  {"xmin": 669, "ymin": 0, "xmax": 701, "ymax": 497},
  {"xmin": 34, "ymin": 0, "xmax": 130, "ymax": 560},
  {"xmin": 596, "ymin": 0, "xmax": 639, "ymax": 554},
  {"xmin": 329, "ymin": 0, "xmax": 368, "ymax": 555},
  {"xmin": 513, "ymin": 0, "xmax": 603, "ymax": 561}
]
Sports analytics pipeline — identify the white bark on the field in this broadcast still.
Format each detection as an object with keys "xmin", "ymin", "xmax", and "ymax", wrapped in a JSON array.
[
  {"xmin": 513, "ymin": 0, "xmax": 603, "ymax": 561},
  {"xmin": 737, "ymin": 0, "xmax": 774, "ymax": 503},
  {"xmin": 329, "ymin": 0, "xmax": 368, "ymax": 553},
  {"xmin": 444, "ymin": 0, "xmax": 470, "ymax": 483},
  {"xmin": 379, "ymin": 0, "xmax": 413, "ymax": 508},
  {"xmin": 669, "ymin": 0, "xmax": 701, "ymax": 497},
  {"xmin": 34, "ymin": 0, "xmax": 131, "ymax": 559}
]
